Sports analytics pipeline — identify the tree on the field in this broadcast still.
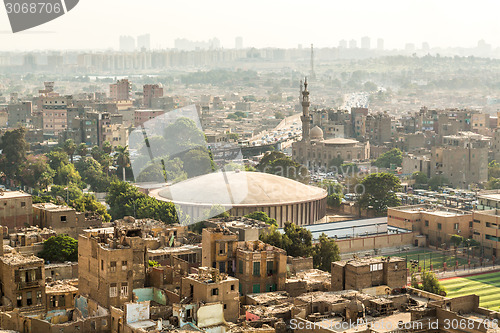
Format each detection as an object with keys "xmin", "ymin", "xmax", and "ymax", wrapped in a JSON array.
[
  {"xmin": 419, "ymin": 270, "xmax": 446, "ymax": 296},
  {"xmin": 412, "ymin": 171, "xmax": 428, "ymax": 186},
  {"xmin": 450, "ymin": 234, "xmax": 464, "ymax": 249},
  {"xmin": 257, "ymin": 151, "xmax": 308, "ymax": 183},
  {"xmin": 329, "ymin": 156, "xmax": 344, "ymax": 169},
  {"xmin": 182, "ymin": 147, "xmax": 214, "ymax": 178},
  {"xmin": 102, "ymin": 141, "xmax": 113, "ymax": 155},
  {"xmin": 72, "ymin": 194, "xmax": 111, "ymax": 222},
  {"xmin": 76, "ymin": 143, "xmax": 88, "ymax": 157},
  {"xmin": 115, "ymin": 145, "xmax": 131, "ymax": 182},
  {"xmin": 0, "ymin": 127, "xmax": 28, "ymax": 180},
  {"xmin": 327, "ymin": 193, "xmax": 342, "ymax": 208},
  {"xmin": 19, "ymin": 155, "xmax": 55, "ymax": 190},
  {"xmin": 358, "ymin": 172, "xmax": 401, "ymax": 214},
  {"xmin": 53, "ymin": 163, "xmax": 83, "ymax": 187},
  {"xmin": 163, "ymin": 117, "xmax": 206, "ymax": 153},
  {"xmin": 63, "ymin": 139, "xmax": 77, "ymax": 163},
  {"xmin": 428, "ymin": 175, "xmax": 448, "ymax": 191},
  {"xmin": 373, "ymin": 148, "xmax": 403, "ymax": 169},
  {"xmin": 49, "ymin": 184, "xmax": 83, "ymax": 203},
  {"xmin": 244, "ymin": 211, "xmax": 277, "ymax": 226},
  {"xmin": 76, "ymin": 157, "xmax": 113, "ymax": 192},
  {"xmin": 38, "ymin": 235, "xmax": 78, "ymax": 263},
  {"xmin": 313, "ymin": 233, "xmax": 340, "ymax": 272},
  {"xmin": 260, "ymin": 222, "xmax": 313, "ymax": 258},
  {"xmin": 47, "ymin": 150, "xmax": 69, "ymax": 171}
]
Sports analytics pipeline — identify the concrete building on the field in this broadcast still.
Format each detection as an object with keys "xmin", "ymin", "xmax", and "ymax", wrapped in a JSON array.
[
  {"xmin": 0, "ymin": 191, "xmax": 32, "ymax": 232},
  {"xmin": 331, "ymin": 257, "xmax": 407, "ymax": 292},
  {"xmin": 0, "ymin": 252, "xmax": 46, "ymax": 312},
  {"xmin": 431, "ymin": 132, "xmax": 489, "ymax": 188},
  {"xmin": 471, "ymin": 209, "xmax": 500, "ymax": 258},
  {"xmin": 388, "ymin": 205, "xmax": 473, "ymax": 246},
  {"xmin": 201, "ymin": 226, "xmax": 238, "ymax": 274},
  {"xmin": 45, "ymin": 279, "xmax": 78, "ymax": 311},
  {"xmin": 33, "ymin": 203, "xmax": 102, "ymax": 239},
  {"xmin": 401, "ymin": 154, "xmax": 431, "ymax": 177},
  {"xmin": 180, "ymin": 267, "xmax": 239, "ymax": 322},
  {"xmin": 134, "ymin": 109, "xmax": 166, "ymax": 127},
  {"xmin": 7, "ymin": 101, "xmax": 32, "ymax": 127},
  {"xmin": 204, "ymin": 216, "xmax": 270, "ymax": 241},
  {"xmin": 150, "ymin": 171, "xmax": 327, "ymax": 227},
  {"xmin": 78, "ymin": 227, "xmax": 146, "ymax": 309},
  {"xmin": 143, "ymin": 84, "xmax": 163, "ymax": 108},
  {"xmin": 235, "ymin": 240, "xmax": 287, "ymax": 295},
  {"xmin": 110, "ymin": 79, "xmax": 132, "ymax": 101},
  {"xmin": 42, "ymin": 96, "xmax": 68, "ymax": 136}
]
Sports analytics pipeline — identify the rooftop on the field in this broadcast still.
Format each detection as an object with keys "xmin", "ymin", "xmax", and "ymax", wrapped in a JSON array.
[
  {"xmin": 33, "ymin": 203, "xmax": 75, "ymax": 212},
  {"xmin": 0, "ymin": 191, "xmax": 31, "ymax": 199},
  {"xmin": 322, "ymin": 138, "xmax": 360, "ymax": 145},
  {"xmin": 390, "ymin": 204, "xmax": 469, "ymax": 217},
  {"xmin": 0, "ymin": 253, "xmax": 44, "ymax": 266}
]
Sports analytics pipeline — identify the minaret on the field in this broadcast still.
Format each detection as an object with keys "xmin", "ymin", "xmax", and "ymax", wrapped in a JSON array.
[
  {"xmin": 301, "ymin": 78, "xmax": 311, "ymax": 142},
  {"xmin": 310, "ymin": 44, "xmax": 316, "ymax": 80}
]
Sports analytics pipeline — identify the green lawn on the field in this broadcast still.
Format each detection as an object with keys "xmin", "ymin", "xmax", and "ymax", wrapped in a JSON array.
[
  {"xmin": 441, "ymin": 272, "xmax": 500, "ymax": 311},
  {"xmin": 384, "ymin": 249, "xmax": 470, "ymax": 270}
]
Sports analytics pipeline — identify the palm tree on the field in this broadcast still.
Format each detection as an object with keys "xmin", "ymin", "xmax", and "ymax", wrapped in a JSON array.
[
  {"xmin": 76, "ymin": 143, "xmax": 88, "ymax": 158},
  {"xmin": 115, "ymin": 145, "xmax": 130, "ymax": 182},
  {"xmin": 63, "ymin": 139, "xmax": 77, "ymax": 163}
]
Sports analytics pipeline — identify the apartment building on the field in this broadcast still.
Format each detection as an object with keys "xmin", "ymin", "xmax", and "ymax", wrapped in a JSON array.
[
  {"xmin": 235, "ymin": 240, "xmax": 287, "ymax": 295},
  {"xmin": 201, "ymin": 226, "xmax": 238, "ymax": 275},
  {"xmin": 387, "ymin": 205, "xmax": 473, "ymax": 246}
]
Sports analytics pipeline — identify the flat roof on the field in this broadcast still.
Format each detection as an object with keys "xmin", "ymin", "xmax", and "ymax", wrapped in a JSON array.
[
  {"xmin": 0, "ymin": 191, "xmax": 31, "ymax": 199},
  {"xmin": 282, "ymin": 217, "xmax": 389, "ymax": 240}
]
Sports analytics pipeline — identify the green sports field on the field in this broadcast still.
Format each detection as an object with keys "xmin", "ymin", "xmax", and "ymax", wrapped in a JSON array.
[
  {"xmin": 383, "ymin": 249, "xmax": 470, "ymax": 270},
  {"xmin": 440, "ymin": 272, "xmax": 500, "ymax": 311}
]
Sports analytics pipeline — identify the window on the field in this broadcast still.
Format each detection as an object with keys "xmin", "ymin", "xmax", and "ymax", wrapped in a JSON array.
[
  {"xmin": 267, "ymin": 261, "xmax": 274, "ymax": 275},
  {"xmin": 60, "ymin": 216, "xmax": 67, "ymax": 222},
  {"xmin": 425, "ymin": 220, "xmax": 429, "ymax": 227},
  {"xmin": 101, "ymin": 260, "xmax": 104, "ymax": 271},
  {"xmin": 109, "ymin": 284, "xmax": 117, "ymax": 297},
  {"xmin": 17, "ymin": 294, "xmax": 22, "ymax": 307},
  {"xmin": 252, "ymin": 284, "xmax": 260, "ymax": 293},
  {"xmin": 59, "ymin": 295, "xmax": 65, "ymax": 307},
  {"xmin": 36, "ymin": 291, "xmax": 42, "ymax": 305},
  {"xmin": 231, "ymin": 284, "xmax": 235, "ymax": 291},
  {"xmin": 238, "ymin": 260, "xmax": 243, "ymax": 274},
  {"xmin": 211, "ymin": 288, "xmax": 219, "ymax": 296},
  {"xmin": 110, "ymin": 261, "xmax": 116, "ymax": 273},
  {"xmin": 26, "ymin": 292, "xmax": 32, "ymax": 306},
  {"xmin": 454, "ymin": 223, "xmax": 459, "ymax": 230},
  {"xmin": 120, "ymin": 283, "xmax": 128, "ymax": 297},
  {"xmin": 370, "ymin": 263, "xmax": 383, "ymax": 272},
  {"xmin": 122, "ymin": 261, "xmax": 127, "ymax": 270},
  {"xmin": 20, "ymin": 202, "xmax": 26, "ymax": 207},
  {"xmin": 437, "ymin": 223, "xmax": 442, "ymax": 230},
  {"xmin": 219, "ymin": 261, "xmax": 225, "ymax": 273},
  {"xmin": 223, "ymin": 304, "xmax": 227, "ymax": 310},
  {"xmin": 253, "ymin": 262, "xmax": 260, "ymax": 276}
]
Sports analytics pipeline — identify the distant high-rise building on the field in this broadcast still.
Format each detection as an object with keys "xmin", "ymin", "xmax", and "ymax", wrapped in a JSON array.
[
  {"xmin": 405, "ymin": 43, "xmax": 416, "ymax": 52},
  {"xmin": 422, "ymin": 42, "xmax": 430, "ymax": 52},
  {"xmin": 209, "ymin": 37, "xmax": 221, "ymax": 49},
  {"xmin": 349, "ymin": 39, "xmax": 357, "ymax": 49},
  {"xmin": 338, "ymin": 40, "xmax": 347, "ymax": 49},
  {"xmin": 377, "ymin": 38, "xmax": 384, "ymax": 50},
  {"xmin": 235, "ymin": 36, "xmax": 243, "ymax": 49},
  {"xmin": 119, "ymin": 35, "xmax": 135, "ymax": 52},
  {"xmin": 137, "ymin": 34, "xmax": 151, "ymax": 51},
  {"xmin": 361, "ymin": 36, "xmax": 371, "ymax": 49}
]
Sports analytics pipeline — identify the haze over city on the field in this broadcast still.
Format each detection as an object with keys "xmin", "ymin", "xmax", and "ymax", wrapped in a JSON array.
[{"xmin": 1, "ymin": 0, "xmax": 500, "ymax": 50}]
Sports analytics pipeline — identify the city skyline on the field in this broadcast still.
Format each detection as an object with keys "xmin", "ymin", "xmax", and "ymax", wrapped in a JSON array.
[{"xmin": 0, "ymin": 0, "xmax": 499, "ymax": 51}]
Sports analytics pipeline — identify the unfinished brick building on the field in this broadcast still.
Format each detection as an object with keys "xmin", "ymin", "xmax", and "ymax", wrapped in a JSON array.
[
  {"xmin": 201, "ymin": 226, "xmax": 238, "ymax": 275},
  {"xmin": 331, "ymin": 257, "xmax": 407, "ymax": 292},
  {"xmin": 78, "ymin": 227, "xmax": 146, "ymax": 309},
  {"xmin": 0, "ymin": 251, "xmax": 46, "ymax": 312},
  {"xmin": 180, "ymin": 267, "xmax": 240, "ymax": 322}
]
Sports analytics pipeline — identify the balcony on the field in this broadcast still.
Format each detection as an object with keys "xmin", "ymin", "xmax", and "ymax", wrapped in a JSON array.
[{"xmin": 18, "ymin": 280, "xmax": 41, "ymax": 290}]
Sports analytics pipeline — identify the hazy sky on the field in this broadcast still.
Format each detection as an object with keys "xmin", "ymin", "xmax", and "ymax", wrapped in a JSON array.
[{"xmin": 0, "ymin": 0, "xmax": 499, "ymax": 51}]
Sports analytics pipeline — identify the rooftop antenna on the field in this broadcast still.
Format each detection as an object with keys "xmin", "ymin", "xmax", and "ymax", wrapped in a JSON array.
[{"xmin": 310, "ymin": 44, "xmax": 316, "ymax": 80}]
